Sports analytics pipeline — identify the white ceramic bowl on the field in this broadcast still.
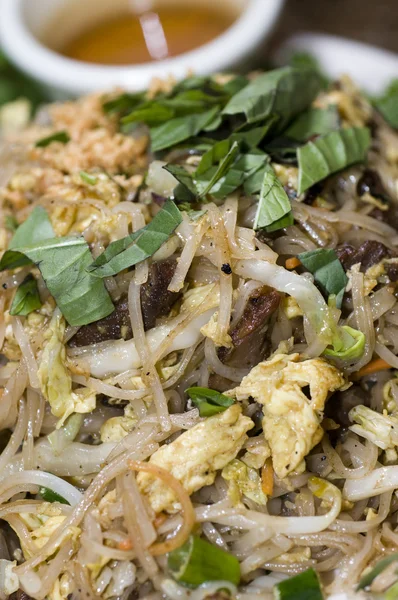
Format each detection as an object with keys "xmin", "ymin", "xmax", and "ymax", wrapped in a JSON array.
[
  {"xmin": 0, "ymin": 0, "xmax": 284, "ymax": 99},
  {"xmin": 273, "ymin": 33, "xmax": 398, "ymax": 95}
]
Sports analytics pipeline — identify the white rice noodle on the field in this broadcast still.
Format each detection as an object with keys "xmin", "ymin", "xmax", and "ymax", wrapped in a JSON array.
[
  {"xmin": 327, "ymin": 531, "xmax": 375, "ymax": 595},
  {"xmin": 369, "ymin": 287, "xmax": 396, "ymax": 321},
  {"xmin": 71, "ymin": 375, "xmax": 147, "ymax": 401},
  {"xmin": 0, "ymin": 469, "xmax": 83, "ymax": 505},
  {"xmin": 330, "ymin": 491, "xmax": 392, "ymax": 533},
  {"xmin": 15, "ymin": 425, "xmax": 159, "ymax": 575},
  {"xmin": 375, "ymin": 340, "xmax": 398, "ymax": 369},
  {"xmin": 121, "ymin": 472, "xmax": 158, "ymax": 577},
  {"xmin": 0, "ymin": 399, "xmax": 27, "ymax": 476},
  {"xmin": 344, "ymin": 465, "xmax": 398, "ymax": 501},
  {"xmin": 122, "ymin": 471, "xmax": 157, "ymax": 548},
  {"xmin": 34, "ymin": 438, "xmax": 116, "ymax": 477},
  {"xmin": 37, "ymin": 540, "xmax": 74, "ymax": 599},
  {"xmin": 0, "ymin": 296, "xmax": 6, "ymax": 352},
  {"xmin": 336, "ymin": 209, "xmax": 398, "ymax": 237},
  {"xmin": 129, "ymin": 279, "xmax": 170, "ymax": 431},
  {"xmin": 74, "ymin": 305, "xmax": 216, "ymax": 378},
  {"xmin": 195, "ymin": 485, "xmax": 341, "ymax": 535},
  {"xmin": 235, "ymin": 258, "xmax": 335, "ymax": 346},
  {"xmin": 322, "ymin": 435, "xmax": 378, "ymax": 480},
  {"xmin": 12, "ymin": 316, "xmax": 40, "ymax": 389},
  {"xmin": 129, "ymin": 204, "xmax": 148, "ymax": 285},
  {"xmin": 239, "ymin": 537, "xmax": 293, "ymax": 576},
  {"xmin": 168, "ymin": 213, "xmax": 210, "ymax": 292},
  {"xmin": 204, "ymin": 338, "xmax": 248, "ymax": 382},
  {"xmin": 347, "ymin": 266, "xmax": 375, "ymax": 372}
]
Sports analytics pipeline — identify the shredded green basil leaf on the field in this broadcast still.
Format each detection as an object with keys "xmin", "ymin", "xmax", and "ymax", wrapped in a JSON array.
[
  {"xmin": 103, "ymin": 92, "xmax": 146, "ymax": 115},
  {"xmin": 168, "ymin": 535, "xmax": 240, "ymax": 587},
  {"xmin": 88, "ymin": 199, "xmax": 182, "ymax": 278},
  {"xmin": 150, "ymin": 107, "xmax": 220, "ymax": 152},
  {"xmin": 162, "ymin": 164, "xmax": 198, "ymax": 202},
  {"xmin": 222, "ymin": 66, "xmax": 322, "ymax": 128},
  {"xmin": 273, "ymin": 567, "xmax": 323, "ymax": 600},
  {"xmin": 374, "ymin": 79, "xmax": 398, "ymax": 129},
  {"xmin": 186, "ymin": 387, "xmax": 235, "ymax": 417},
  {"xmin": 35, "ymin": 130, "xmax": 70, "ymax": 148},
  {"xmin": 298, "ymin": 248, "xmax": 348, "ymax": 308},
  {"xmin": 0, "ymin": 206, "xmax": 55, "ymax": 271},
  {"xmin": 297, "ymin": 127, "xmax": 371, "ymax": 194},
  {"xmin": 195, "ymin": 141, "xmax": 240, "ymax": 197},
  {"xmin": 39, "ymin": 486, "xmax": 70, "ymax": 505},
  {"xmin": 10, "ymin": 274, "xmax": 42, "ymax": 316},
  {"xmin": 285, "ymin": 106, "xmax": 339, "ymax": 141},
  {"xmin": 357, "ymin": 552, "xmax": 398, "ymax": 590},
  {"xmin": 253, "ymin": 164, "xmax": 292, "ymax": 231},
  {"xmin": 4, "ymin": 215, "xmax": 19, "ymax": 233},
  {"xmin": 4, "ymin": 236, "xmax": 114, "ymax": 326},
  {"xmin": 80, "ymin": 171, "xmax": 98, "ymax": 185}
]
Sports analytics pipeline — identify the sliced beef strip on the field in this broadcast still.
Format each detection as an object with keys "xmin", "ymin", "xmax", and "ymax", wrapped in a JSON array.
[
  {"xmin": 209, "ymin": 287, "xmax": 280, "ymax": 391},
  {"xmin": 335, "ymin": 240, "xmax": 392, "ymax": 273},
  {"xmin": 69, "ymin": 258, "xmax": 181, "ymax": 347}
]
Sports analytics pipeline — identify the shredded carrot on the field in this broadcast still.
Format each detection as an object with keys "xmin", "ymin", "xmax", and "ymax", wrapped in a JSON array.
[
  {"xmin": 285, "ymin": 257, "xmax": 301, "ymax": 270},
  {"xmin": 118, "ymin": 539, "xmax": 133, "ymax": 551},
  {"xmin": 261, "ymin": 458, "xmax": 274, "ymax": 496},
  {"xmin": 354, "ymin": 358, "xmax": 391, "ymax": 379}
]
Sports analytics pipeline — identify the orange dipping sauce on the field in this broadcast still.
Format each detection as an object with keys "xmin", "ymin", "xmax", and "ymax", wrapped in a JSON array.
[{"xmin": 59, "ymin": 6, "xmax": 237, "ymax": 66}]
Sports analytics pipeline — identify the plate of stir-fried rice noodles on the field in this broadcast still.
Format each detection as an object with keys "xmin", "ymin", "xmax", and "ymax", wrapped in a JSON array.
[{"xmin": 0, "ymin": 65, "xmax": 398, "ymax": 600}]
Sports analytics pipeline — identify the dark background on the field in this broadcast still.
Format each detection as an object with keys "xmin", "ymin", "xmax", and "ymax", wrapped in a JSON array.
[{"xmin": 269, "ymin": 0, "xmax": 398, "ymax": 53}]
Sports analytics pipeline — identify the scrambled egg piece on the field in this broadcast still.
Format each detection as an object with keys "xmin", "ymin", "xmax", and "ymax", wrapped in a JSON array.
[
  {"xmin": 100, "ymin": 404, "xmax": 138, "ymax": 442},
  {"xmin": 48, "ymin": 573, "xmax": 73, "ymax": 600},
  {"xmin": 200, "ymin": 312, "xmax": 233, "ymax": 348},
  {"xmin": 347, "ymin": 262, "xmax": 386, "ymax": 297},
  {"xmin": 282, "ymin": 296, "xmax": 304, "ymax": 320},
  {"xmin": 222, "ymin": 458, "xmax": 267, "ymax": 506},
  {"xmin": 241, "ymin": 436, "xmax": 271, "ymax": 469},
  {"xmin": 349, "ymin": 405, "xmax": 398, "ymax": 450},
  {"xmin": 17, "ymin": 509, "xmax": 80, "ymax": 559},
  {"xmin": 228, "ymin": 353, "xmax": 346, "ymax": 478},
  {"xmin": 38, "ymin": 311, "xmax": 96, "ymax": 427},
  {"xmin": 137, "ymin": 404, "xmax": 253, "ymax": 512}
]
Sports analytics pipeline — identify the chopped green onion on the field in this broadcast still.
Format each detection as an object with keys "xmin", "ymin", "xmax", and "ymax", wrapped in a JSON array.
[
  {"xmin": 324, "ymin": 325, "xmax": 365, "ymax": 360},
  {"xmin": 35, "ymin": 131, "xmax": 70, "ymax": 148},
  {"xmin": 273, "ymin": 568, "xmax": 323, "ymax": 600},
  {"xmin": 186, "ymin": 387, "xmax": 234, "ymax": 417},
  {"xmin": 357, "ymin": 552, "xmax": 398, "ymax": 590},
  {"xmin": 80, "ymin": 171, "xmax": 98, "ymax": 185},
  {"xmin": 168, "ymin": 535, "xmax": 240, "ymax": 587},
  {"xmin": 39, "ymin": 487, "xmax": 70, "ymax": 505}
]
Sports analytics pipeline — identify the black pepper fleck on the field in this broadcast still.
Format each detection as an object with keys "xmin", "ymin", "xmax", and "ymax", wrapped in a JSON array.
[{"xmin": 221, "ymin": 263, "xmax": 232, "ymax": 275}]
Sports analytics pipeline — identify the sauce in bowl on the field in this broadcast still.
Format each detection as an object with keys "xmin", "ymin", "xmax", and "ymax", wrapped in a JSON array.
[{"xmin": 57, "ymin": 5, "xmax": 237, "ymax": 66}]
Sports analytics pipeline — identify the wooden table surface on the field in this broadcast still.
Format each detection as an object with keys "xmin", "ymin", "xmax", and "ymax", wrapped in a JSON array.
[{"xmin": 268, "ymin": 0, "xmax": 398, "ymax": 54}]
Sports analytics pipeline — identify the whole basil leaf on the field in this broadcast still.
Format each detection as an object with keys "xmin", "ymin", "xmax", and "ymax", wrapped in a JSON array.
[
  {"xmin": 297, "ymin": 126, "xmax": 371, "ymax": 193},
  {"xmin": 195, "ymin": 139, "xmax": 233, "ymax": 175},
  {"xmin": 298, "ymin": 248, "xmax": 348, "ymax": 308},
  {"xmin": 285, "ymin": 106, "xmax": 339, "ymax": 142},
  {"xmin": 88, "ymin": 200, "xmax": 182, "ymax": 278},
  {"xmin": 150, "ymin": 107, "xmax": 220, "ymax": 152},
  {"xmin": 186, "ymin": 387, "xmax": 235, "ymax": 417},
  {"xmin": 103, "ymin": 91, "xmax": 146, "ymax": 115},
  {"xmin": 122, "ymin": 103, "xmax": 174, "ymax": 126},
  {"xmin": 222, "ymin": 66, "xmax": 322, "ymax": 127},
  {"xmin": 253, "ymin": 164, "xmax": 292, "ymax": 231},
  {"xmin": 6, "ymin": 236, "xmax": 114, "ymax": 326},
  {"xmin": 10, "ymin": 274, "xmax": 42, "ymax": 316},
  {"xmin": 35, "ymin": 131, "xmax": 70, "ymax": 148}
]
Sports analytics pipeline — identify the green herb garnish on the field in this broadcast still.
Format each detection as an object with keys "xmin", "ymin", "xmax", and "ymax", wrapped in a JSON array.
[
  {"xmin": 324, "ymin": 325, "xmax": 365, "ymax": 360},
  {"xmin": 196, "ymin": 141, "xmax": 240, "ymax": 197},
  {"xmin": 222, "ymin": 66, "xmax": 322, "ymax": 128},
  {"xmin": 35, "ymin": 130, "xmax": 70, "ymax": 148},
  {"xmin": 88, "ymin": 199, "xmax": 182, "ymax": 278},
  {"xmin": 357, "ymin": 552, "xmax": 398, "ymax": 590},
  {"xmin": 151, "ymin": 107, "xmax": 220, "ymax": 152},
  {"xmin": 168, "ymin": 535, "xmax": 240, "ymax": 587},
  {"xmin": 297, "ymin": 127, "xmax": 371, "ymax": 194},
  {"xmin": 254, "ymin": 163, "xmax": 292, "ymax": 231},
  {"xmin": 298, "ymin": 248, "xmax": 348, "ymax": 308},
  {"xmin": 186, "ymin": 387, "xmax": 234, "ymax": 417},
  {"xmin": 39, "ymin": 486, "xmax": 70, "ymax": 505},
  {"xmin": 10, "ymin": 274, "xmax": 42, "ymax": 316},
  {"xmin": 4, "ymin": 215, "xmax": 19, "ymax": 233},
  {"xmin": 1, "ymin": 236, "xmax": 114, "ymax": 326},
  {"xmin": 273, "ymin": 568, "xmax": 323, "ymax": 599},
  {"xmin": 373, "ymin": 79, "xmax": 398, "ymax": 129},
  {"xmin": 80, "ymin": 171, "xmax": 98, "ymax": 185},
  {"xmin": 285, "ymin": 106, "xmax": 339, "ymax": 142}
]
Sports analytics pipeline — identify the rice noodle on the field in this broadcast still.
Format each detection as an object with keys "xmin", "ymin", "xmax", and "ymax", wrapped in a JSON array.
[{"xmin": 12, "ymin": 317, "xmax": 40, "ymax": 389}]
